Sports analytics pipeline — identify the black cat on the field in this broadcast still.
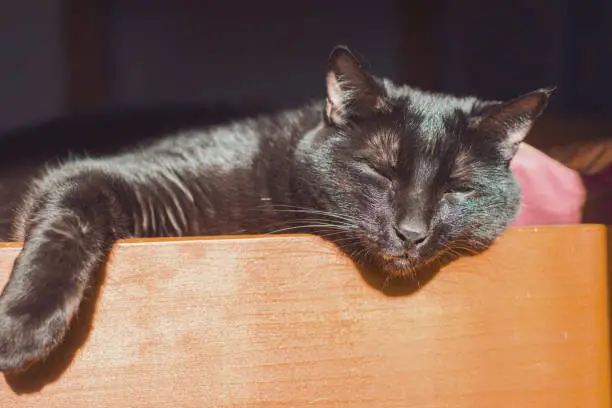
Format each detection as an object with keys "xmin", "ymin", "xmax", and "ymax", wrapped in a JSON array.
[{"xmin": 0, "ymin": 46, "xmax": 551, "ymax": 372}]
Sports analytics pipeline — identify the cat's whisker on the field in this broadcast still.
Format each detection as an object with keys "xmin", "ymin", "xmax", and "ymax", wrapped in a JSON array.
[
  {"xmin": 269, "ymin": 218, "xmax": 356, "ymax": 228},
  {"xmin": 381, "ymin": 274, "xmax": 392, "ymax": 290},
  {"xmin": 265, "ymin": 205, "xmax": 362, "ymax": 224},
  {"xmin": 315, "ymin": 231, "xmax": 354, "ymax": 239},
  {"xmin": 438, "ymin": 242, "xmax": 465, "ymax": 257},
  {"xmin": 446, "ymin": 248, "xmax": 464, "ymax": 258},
  {"xmin": 264, "ymin": 223, "xmax": 357, "ymax": 235},
  {"xmin": 331, "ymin": 241, "xmax": 363, "ymax": 253},
  {"xmin": 449, "ymin": 241, "xmax": 484, "ymax": 256},
  {"xmin": 438, "ymin": 238, "xmax": 484, "ymax": 257},
  {"xmin": 348, "ymin": 245, "xmax": 368, "ymax": 259}
]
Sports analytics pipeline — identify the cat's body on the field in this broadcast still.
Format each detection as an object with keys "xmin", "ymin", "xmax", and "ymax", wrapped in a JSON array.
[
  {"xmin": 0, "ymin": 46, "xmax": 551, "ymax": 372},
  {"xmin": 11, "ymin": 103, "xmax": 324, "ymax": 241},
  {"xmin": 0, "ymin": 102, "xmax": 275, "ymax": 239}
]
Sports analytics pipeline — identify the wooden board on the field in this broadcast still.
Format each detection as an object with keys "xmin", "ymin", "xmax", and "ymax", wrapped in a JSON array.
[{"xmin": 0, "ymin": 226, "xmax": 609, "ymax": 407}]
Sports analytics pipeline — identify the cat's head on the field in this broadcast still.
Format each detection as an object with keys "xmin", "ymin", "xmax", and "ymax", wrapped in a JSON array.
[{"xmin": 296, "ymin": 45, "xmax": 552, "ymax": 277}]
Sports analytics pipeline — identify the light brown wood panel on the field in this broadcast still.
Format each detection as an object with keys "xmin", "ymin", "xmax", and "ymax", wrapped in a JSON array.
[{"xmin": 0, "ymin": 226, "xmax": 609, "ymax": 407}]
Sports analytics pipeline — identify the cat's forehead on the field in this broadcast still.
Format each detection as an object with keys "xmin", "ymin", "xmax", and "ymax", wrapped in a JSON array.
[
  {"xmin": 360, "ymin": 108, "xmax": 477, "ymax": 173},
  {"xmin": 361, "ymin": 119, "xmax": 454, "ymax": 172},
  {"xmin": 357, "ymin": 84, "xmax": 492, "ymax": 166},
  {"xmin": 383, "ymin": 80, "xmax": 482, "ymax": 114},
  {"xmin": 413, "ymin": 111, "xmax": 450, "ymax": 147}
]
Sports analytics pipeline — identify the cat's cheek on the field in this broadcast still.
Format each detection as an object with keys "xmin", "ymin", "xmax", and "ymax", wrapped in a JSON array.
[
  {"xmin": 433, "ymin": 199, "xmax": 470, "ymax": 237},
  {"xmin": 442, "ymin": 191, "xmax": 481, "ymax": 204},
  {"xmin": 437, "ymin": 196, "xmax": 463, "ymax": 221}
]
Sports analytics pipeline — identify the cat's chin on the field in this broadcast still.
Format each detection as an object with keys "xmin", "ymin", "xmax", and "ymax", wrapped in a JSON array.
[
  {"xmin": 334, "ymin": 241, "xmax": 453, "ymax": 279},
  {"xmin": 379, "ymin": 252, "xmax": 446, "ymax": 278},
  {"xmin": 373, "ymin": 245, "xmax": 474, "ymax": 280}
]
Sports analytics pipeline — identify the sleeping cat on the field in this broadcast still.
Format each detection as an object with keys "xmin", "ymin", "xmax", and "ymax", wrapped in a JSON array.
[{"xmin": 0, "ymin": 45, "xmax": 551, "ymax": 372}]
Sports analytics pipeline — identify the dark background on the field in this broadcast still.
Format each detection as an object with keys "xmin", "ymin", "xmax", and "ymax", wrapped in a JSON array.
[{"xmin": 1, "ymin": 0, "xmax": 611, "ymax": 150}]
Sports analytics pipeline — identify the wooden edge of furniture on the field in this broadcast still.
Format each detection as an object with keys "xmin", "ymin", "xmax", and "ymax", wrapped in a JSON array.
[{"xmin": 0, "ymin": 225, "xmax": 609, "ymax": 407}]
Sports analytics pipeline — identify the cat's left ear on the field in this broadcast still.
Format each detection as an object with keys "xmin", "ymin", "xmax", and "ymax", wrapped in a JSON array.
[
  {"xmin": 472, "ymin": 87, "xmax": 554, "ymax": 154},
  {"xmin": 325, "ymin": 45, "xmax": 388, "ymax": 126}
]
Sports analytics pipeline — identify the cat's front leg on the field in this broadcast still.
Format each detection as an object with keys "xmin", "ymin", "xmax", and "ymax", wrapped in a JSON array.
[{"xmin": 0, "ymin": 167, "xmax": 129, "ymax": 372}]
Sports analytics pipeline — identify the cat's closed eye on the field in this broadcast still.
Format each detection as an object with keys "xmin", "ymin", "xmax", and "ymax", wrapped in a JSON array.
[
  {"xmin": 357, "ymin": 159, "xmax": 395, "ymax": 182},
  {"xmin": 373, "ymin": 165, "xmax": 396, "ymax": 182},
  {"xmin": 445, "ymin": 184, "xmax": 477, "ymax": 196}
]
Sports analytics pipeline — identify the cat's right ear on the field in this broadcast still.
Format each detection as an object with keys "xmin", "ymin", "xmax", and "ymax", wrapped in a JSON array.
[
  {"xmin": 471, "ymin": 87, "xmax": 554, "ymax": 156},
  {"xmin": 325, "ymin": 45, "xmax": 388, "ymax": 126}
]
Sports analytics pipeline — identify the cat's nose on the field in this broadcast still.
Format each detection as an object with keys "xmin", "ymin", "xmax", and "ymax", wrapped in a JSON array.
[{"xmin": 393, "ymin": 224, "xmax": 428, "ymax": 246}]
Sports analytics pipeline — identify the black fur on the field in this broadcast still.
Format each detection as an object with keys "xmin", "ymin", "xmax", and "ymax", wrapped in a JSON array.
[{"xmin": 0, "ymin": 46, "xmax": 551, "ymax": 371}]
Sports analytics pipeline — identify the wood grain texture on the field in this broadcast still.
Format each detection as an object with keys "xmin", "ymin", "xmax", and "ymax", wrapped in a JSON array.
[{"xmin": 0, "ymin": 226, "xmax": 609, "ymax": 407}]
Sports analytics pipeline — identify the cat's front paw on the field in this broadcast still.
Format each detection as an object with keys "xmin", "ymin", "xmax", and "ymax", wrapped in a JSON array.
[{"xmin": 0, "ymin": 305, "xmax": 69, "ymax": 373}]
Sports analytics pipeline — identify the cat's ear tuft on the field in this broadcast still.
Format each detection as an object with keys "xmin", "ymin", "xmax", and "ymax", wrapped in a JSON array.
[
  {"xmin": 473, "ymin": 87, "xmax": 554, "ymax": 150},
  {"xmin": 325, "ymin": 45, "xmax": 387, "ymax": 125}
]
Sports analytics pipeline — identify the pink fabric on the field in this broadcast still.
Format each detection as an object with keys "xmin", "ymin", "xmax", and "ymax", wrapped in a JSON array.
[{"xmin": 510, "ymin": 143, "xmax": 586, "ymax": 226}]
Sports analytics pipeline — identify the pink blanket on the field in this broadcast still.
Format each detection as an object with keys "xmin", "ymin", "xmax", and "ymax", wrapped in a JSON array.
[{"xmin": 510, "ymin": 143, "xmax": 586, "ymax": 226}]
